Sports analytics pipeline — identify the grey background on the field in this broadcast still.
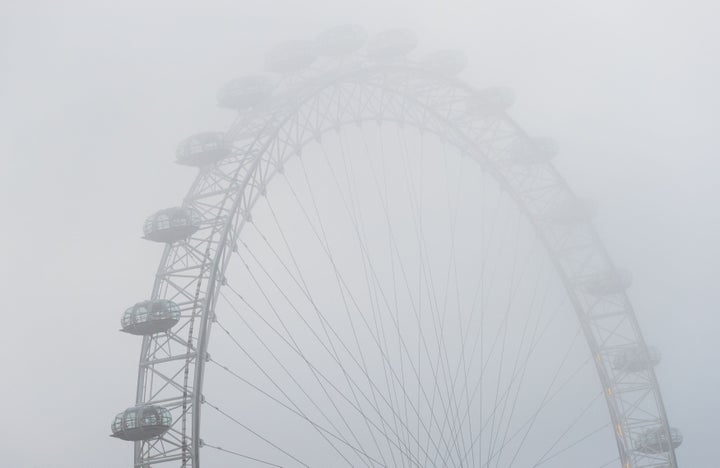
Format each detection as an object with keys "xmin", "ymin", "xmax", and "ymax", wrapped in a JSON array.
[{"xmin": 1, "ymin": 0, "xmax": 717, "ymax": 466}]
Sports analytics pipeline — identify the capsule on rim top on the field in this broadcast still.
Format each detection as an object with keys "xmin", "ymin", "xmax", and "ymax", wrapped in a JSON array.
[
  {"xmin": 421, "ymin": 49, "xmax": 467, "ymax": 75},
  {"xmin": 265, "ymin": 40, "xmax": 317, "ymax": 73},
  {"xmin": 366, "ymin": 29, "xmax": 418, "ymax": 59},
  {"xmin": 316, "ymin": 25, "xmax": 367, "ymax": 57},
  {"xmin": 217, "ymin": 74, "xmax": 275, "ymax": 111}
]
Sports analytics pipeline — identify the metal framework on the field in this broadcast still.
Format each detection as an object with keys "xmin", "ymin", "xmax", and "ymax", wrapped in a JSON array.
[{"xmin": 123, "ymin": 36, "xmax": 678, "ymax": 468}]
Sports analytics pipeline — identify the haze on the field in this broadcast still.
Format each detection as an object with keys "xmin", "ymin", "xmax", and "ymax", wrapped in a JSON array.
[{"xmin": 1, "ymin": 0, "xmax": 718, "ymax": 467}]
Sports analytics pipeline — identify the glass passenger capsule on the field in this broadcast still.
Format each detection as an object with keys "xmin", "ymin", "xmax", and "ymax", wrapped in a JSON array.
[
  {"xmin": 612, "ymin": 346, "xmax": 661, "ymax": 372},
  {"xmin": 265, "ymin": 40, "xmax": 317, "ymax": 73},
  {"xmin": 421, "ymin": 49, "xmax": 468, "ymax": 76},
  {"xmin": 143, "ymin": 207, "xmax": 201, "ymax": 243},
  {"xmin": 582, "ymin": 269, "xmax": 632, "ymax": 295},
  {"xmin": 176, "ymin": 132, "xmax": 232, "ymax": 167},
  {"xmin": 111, "ymin": 405, "xmax": 172, "ymax": 441},
  {"xmin": 121, "ymin": 299, "xmax": 180, "ymax": 335},
  {"xmin": 635, "ymin": 426, "xmax": 683, "ymax": 454},
  {"xmin": 217, "ymin": 75, "xmax": 275, "ymax": 110},
  {"xmin": 508, "ymin": 137, "xmax": 559, "ymax": 164},
  {"xmin": 316, "ymin": 25, "xmax": 367, "ymax": 57},
  {"xmin": 366, "ymin": 29, "xmax": 418, "ymax": 59}
]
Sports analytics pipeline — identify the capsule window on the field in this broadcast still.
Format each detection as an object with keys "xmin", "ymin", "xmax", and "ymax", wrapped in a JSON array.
[
  {"xmin": 124, "ymin": 410, "xmax": 138, "ymax": 429},
  {"xmin": 135, "ymin": 305, "xmax": 148, "ymax": 323},
  {"xmin": 142, "ymin": 411, "xmax": 158, "ymax": 426}
]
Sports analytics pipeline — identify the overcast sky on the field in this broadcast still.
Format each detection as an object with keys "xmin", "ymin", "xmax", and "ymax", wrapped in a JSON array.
[{"xmin": 1, "ymin": 0, "xmax": 718, "ymax": 466}]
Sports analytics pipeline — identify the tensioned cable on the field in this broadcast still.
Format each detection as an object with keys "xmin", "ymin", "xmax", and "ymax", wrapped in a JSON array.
[
  {"xmin": 395, "ymin": 124, "xmax": 465, "ymax": 465},
  {"xmin": 487, "ymin": 252, "xmax": 557, "ymax": 468},
  {"xmin": 396, "ymin": 127, "xmax": 466, "ymax": 465},
  {"xmin": 453, "ymin": 291, "xmax": 568, "ymax": 466},
  {"xmin": 358, "ymin": 120, "xmax": 556, "ymax": 464},
  {"xmin": 435, "ymin": 206, "xmax": 539, "ymax": 466},
  {"xmin": 455, "ymin": 175, "xmax": 529, "ymax": 467},
  {"xmin": 486, "ymin": 261, "xmax": 552, "ymax": 468},
  {"xmin": 203, "ymin": 441, "xmax": 283, "ymax": 467},
  {"xmin": 306, "ymin": 122, "xmax": 464, "ymax": 466},
  {"xmin": 368, "ymin": 124, "xmax": 464, "ymax": 465},
  {"xmin": 461, "ymin": 327, "xmax": 587, "ymax": 466},
  {"xmin": 252, "ymin": 173, "xmax": 396, "ymax": 467},
  {"xmin": 204, "ymin": 399, "xmax": 309, "ymax": 467},
  {"xmin": 331, "ymin": 128, "xmax": 409, "ymax": 467},
  {"xmin": 233, "ymin": 221, "xmax": 431, "ymax": 467},
  {"xmin": 213, "ymin": 105, "xmax": 613, "ymax": 466},
  {"xmin": 213, "ymin": 317, "xmax": 360, "ymax": 467},
  {"xmin": 292, "ymin": 154, "xmax": 444, "ymax": 464},
  {"xmin": 241, "ymin": 215, "xmax": 405, "ymax": 446},
  {"xmin": 358, "ymin": 125, "xmax": 467, "ymax": 465},
  {"xmin": 335, "ymin": 122, "xmax": 469, "ymax": 465},
  {"xmin": 277, "ymin": 158, "xmax": 452, "ymax": 463},
  {"xmin": 234, "ymin": 217, "xmax": 430, "ymax": 465},
  {"xmin": 366, "ymin": 121, "xmax": 556, "ymax": 468},
  {"xmin": 359, "ymin": 123, "xmax": 442, "ymax": 464},
  {"xmin": 219, "ymin": 304, "xmax": 377, "ymax": 468},
  {"xmin": 402, "ymin": 124, "xmax": 575, "ymax": 468},
  {"xmin": 353, "ymin": 121, "xmax": 600, "ymax": 468},
  {"xmin": 358, "ymin": 124, "xmax": 452, "ymax": 463},
  {"xmin": 501, "ymin": 356, "xmax": 596, "ymax": 468},
  {"xmin": 208, "ymin": 355, "xmax": 395, "ymax": 467},
  {"xmin": 461, "ymin": 255, "xmax": 549, "ymax": 467},
  {"xmin": 441, "ymin": 144, "xmax": 477, "ymax": 468},
  {"xmin": 222, "ymin": 256, "xmax": 427, "ymax": 466},
  {"xmin": 533, "ymin": 422, "xmax": 611, "ymax": 466},
  {"xmin": 431, "ymin": 135, "xmax": 474, "ymax": 464},
  {"xmin": 593, "ymin": 455, "xmax": 621, "ymax": 468},
  {"xmin": 227, "ymin": 234, "xmax": 380, "ymax": 467},
  {"xmin": 531, "ymin": 392, "xmax": 606, "ymax": 466},
  {"xmin": 433, "ymin": 193, "xmax": 514, "ymax": 464},
  {"xmin": 484, "ymin": 207, "xmax": 528, "ymax": 464}
]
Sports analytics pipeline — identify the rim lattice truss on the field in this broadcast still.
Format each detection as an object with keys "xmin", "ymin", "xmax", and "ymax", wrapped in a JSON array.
[{"xmin": 116, "ymin": 27, "xmax": 680, "ymax": 468}]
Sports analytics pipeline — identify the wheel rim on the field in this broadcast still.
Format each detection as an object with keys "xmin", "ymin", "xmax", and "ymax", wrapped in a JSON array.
[{"xmin": 125, "ymin": 54, "xmax": 678, "ymax": 468}]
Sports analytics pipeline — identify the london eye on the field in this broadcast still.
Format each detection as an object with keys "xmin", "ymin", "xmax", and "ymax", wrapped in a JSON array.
[{"xmin": 111, "ymin": 25, "xmax": 681, "ymax": 467}]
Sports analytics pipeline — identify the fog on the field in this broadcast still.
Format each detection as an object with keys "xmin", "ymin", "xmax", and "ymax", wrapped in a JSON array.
[{"xmin": 2, "ymin": 0, "xmax": 718, "ymax": 466}]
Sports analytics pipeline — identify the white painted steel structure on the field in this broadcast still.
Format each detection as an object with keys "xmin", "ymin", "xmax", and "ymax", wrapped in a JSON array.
[{"xmin": 118, "ymin": 27, "xmax": 679, "ymax": 468}]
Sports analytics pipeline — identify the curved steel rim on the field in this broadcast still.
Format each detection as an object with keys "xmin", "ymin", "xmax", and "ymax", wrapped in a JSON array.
[{"xmin": 132, "ymin": 63, "xmax": 677, "ymax": 468}]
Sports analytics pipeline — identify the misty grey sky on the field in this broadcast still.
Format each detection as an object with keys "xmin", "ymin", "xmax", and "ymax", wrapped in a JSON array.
[{"xmin": 2, "ymin": 0, "xmax": 718, "ymax": 466}]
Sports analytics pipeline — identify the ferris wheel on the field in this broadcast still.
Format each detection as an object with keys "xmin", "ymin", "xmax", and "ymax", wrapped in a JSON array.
[{"xmin": 110, "ymin": 25, "xmax": 681, "ymax": 468}]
